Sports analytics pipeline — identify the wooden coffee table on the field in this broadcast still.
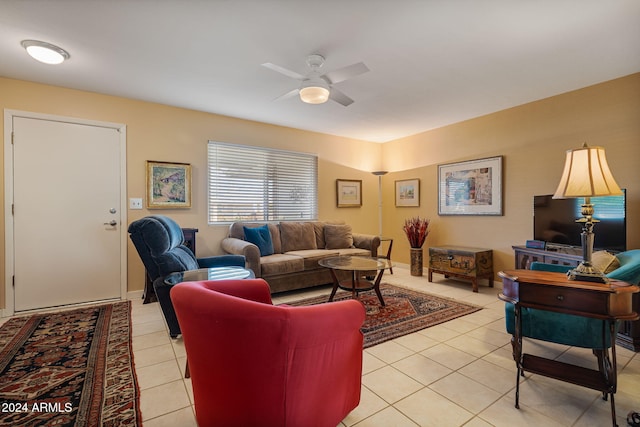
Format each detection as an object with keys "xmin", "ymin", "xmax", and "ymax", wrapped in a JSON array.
[{"xmin": 319, "ymin": 256, "xmax": 392, "ymax": 306}]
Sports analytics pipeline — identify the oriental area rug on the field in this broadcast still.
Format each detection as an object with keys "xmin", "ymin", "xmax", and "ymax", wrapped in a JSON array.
[
  {"xmin": 287, "ymin": 283, "xmax": 482, "ymax": 348},
  {"xmin": 0, "ymin": 301, "xmax": 141, "ymax": 426}
]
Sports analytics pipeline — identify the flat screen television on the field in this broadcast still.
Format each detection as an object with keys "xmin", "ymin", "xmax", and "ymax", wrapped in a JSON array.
[{"xmin": 533, "ymin": 189, "xmax": 626, "ymax": 253}]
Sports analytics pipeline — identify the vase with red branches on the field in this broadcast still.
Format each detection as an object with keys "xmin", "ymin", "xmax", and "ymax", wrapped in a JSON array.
[
  {"xmin": 403, "ymin": 217, "xmax": 430, "ymax": 248},
  {"xmin": 403, "ymin": 217, "xmax": 430, "ymax": 276}
]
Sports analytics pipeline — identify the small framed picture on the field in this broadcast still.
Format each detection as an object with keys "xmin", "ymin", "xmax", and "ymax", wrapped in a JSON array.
[
  {"xmin": 395, "ymin": 179, "xmax": 420, "ymax": 207},
  {"xmin": 146, "ymin": 161, "xmax": 192, "ymax": 209},
  {"xmin": 336, "ymin": 179, "xmax": 362, "ymax": 207}
]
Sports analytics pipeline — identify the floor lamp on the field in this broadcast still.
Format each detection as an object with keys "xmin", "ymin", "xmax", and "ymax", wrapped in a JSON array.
[
  {"xmin": 552, "ymin": 143, "xmax": 622, "ymax": 283},
  {"xmin": 372, "ymin": 171, "xmax": 388, "ymax": 236}
]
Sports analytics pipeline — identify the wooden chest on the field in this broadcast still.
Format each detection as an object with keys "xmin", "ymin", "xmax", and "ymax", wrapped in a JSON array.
[{"xmin": 428, "ymin": 245, "xmax": 494, "ymax": 292}]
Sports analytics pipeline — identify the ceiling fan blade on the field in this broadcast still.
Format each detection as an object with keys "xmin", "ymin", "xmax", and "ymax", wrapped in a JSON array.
[
  {"xmin": 323, "ymin": 62, "xmax": 369, "ymax": 84},
  {"xmin": 273, "ymin": 88, "xmax": 299, "ymax": 102},
  {"xmin": 329, "ymin": 88, "xmax": 354, "ymax": 106},
  {"xmin": 261, "ymin": 62, "xmax": 305, "ymax": 80}
]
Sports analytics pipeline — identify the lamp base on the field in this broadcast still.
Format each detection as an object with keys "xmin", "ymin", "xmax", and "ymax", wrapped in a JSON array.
[{"xmin": 567, "ymin": 262, "xmax": 609, "ymax": 284}]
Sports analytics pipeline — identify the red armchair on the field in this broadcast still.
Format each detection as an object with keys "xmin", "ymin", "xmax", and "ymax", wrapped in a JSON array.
[{"xmin": 170, "ymin": 279, "xmax": 365, "ymax": 427}]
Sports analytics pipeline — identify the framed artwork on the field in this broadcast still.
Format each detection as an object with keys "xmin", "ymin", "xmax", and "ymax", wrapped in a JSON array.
[
  {"xmin": 438, "ymin": 156, "xmax": 503, "ymax": 216},
  {"xmin": 146, "ymin": 161, "xmax": 192, "ymax": 209},
  {"xmin": 336, "ymin": 179, "xmax": 362, "ymax": 207},
  {"xmin": 395, "ymin": 179, "xmax": 420, "ymax": 207}
]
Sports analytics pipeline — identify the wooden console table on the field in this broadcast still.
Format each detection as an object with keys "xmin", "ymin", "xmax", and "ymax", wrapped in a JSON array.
[
  {"xmin": 513, "ymin": 245, "xmax": 640, "ymax": 352},
  {"xmin": 498, "ymin": 269, "xmax": 639, "ymax": 427},
  {"xmin": 428, "ymin": 245, "xmax": 493, "ymax": 292}
]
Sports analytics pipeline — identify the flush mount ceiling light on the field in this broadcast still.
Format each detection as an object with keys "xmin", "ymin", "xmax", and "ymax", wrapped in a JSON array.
[{"xmin": 21, "ymin": 40, "xmax": 70, "ymax": 64}]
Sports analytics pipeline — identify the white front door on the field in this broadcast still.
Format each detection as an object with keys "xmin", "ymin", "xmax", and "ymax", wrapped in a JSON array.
[{"xmin": 7, "ymin": 113, "xmax": 126, "ymax": 312}]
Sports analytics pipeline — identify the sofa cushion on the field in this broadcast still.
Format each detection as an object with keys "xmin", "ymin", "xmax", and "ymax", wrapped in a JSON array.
[
  {"xmin": 280, "ymin": 222, "xmax": 317, "ymax": 252},
  {"xmin": 260, "ymin": 254, "xmax": 304, "ymax": 276},
  {"xmin": 313, "ymin": 221, "xmax": 346, "ymax": 249},
  {"xmin": 592, "ymin": 250, "xmax": 620, "ymax": 274},
  {"xmin": 324, "ymin": 224, "xmax": 354, "ymax": 250},
  {"xmin": 285, "ymin": 249, "xmax": 340, "ymax": 270},
  {"xmin": 230, "ymin": 222, "xmax": 282, "ymax": 254},
  {"xmin": 335, "ymin": 248, "xmax": 371, "ymax": 257},
  {"xmin": 312, "ymin": 222, "xmax": 327, "ymax": 249},
  {"xmin": 243, "ymin": 224, "xmax": 274, "ymax": 256}
]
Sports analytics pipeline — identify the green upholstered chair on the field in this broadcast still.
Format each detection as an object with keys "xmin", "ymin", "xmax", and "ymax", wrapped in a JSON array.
[{"xmin": 607, "ymin": 249, "xmax": 640, "ymax": 285}]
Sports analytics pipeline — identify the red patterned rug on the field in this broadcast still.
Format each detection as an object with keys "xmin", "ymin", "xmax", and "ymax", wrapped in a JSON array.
[
  {"xmin": 0, "ymin": 301, "xmax": 141, "ymax": 426},
  {"xmin": 287, "ymin": 283, "xmax": 482, "ymax": 348}
]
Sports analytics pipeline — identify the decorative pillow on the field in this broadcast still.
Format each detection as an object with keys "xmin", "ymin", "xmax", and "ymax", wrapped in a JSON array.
[
  {"xmin": 313, "ymin": 221, "xmax": 346, "ymax": 249},
  {"xmin": 243, "ymin": 224, "xmax": 274, "ymax": 256},
  {"xmin": 279, "ymin": 222, "xmax": 317, "ymax": 252},
  {"xmin": 592, "ymin": 250, "xmax": 620, "ymax": 274},
  {"xmin": 324, "ymin": 224, "xmax": 354, "ymax": 250}
]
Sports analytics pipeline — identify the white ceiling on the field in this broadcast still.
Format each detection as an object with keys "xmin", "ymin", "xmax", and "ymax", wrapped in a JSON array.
[{"xmin": 1, "ymin": 1, "xmax": 639, "ymax": 143}]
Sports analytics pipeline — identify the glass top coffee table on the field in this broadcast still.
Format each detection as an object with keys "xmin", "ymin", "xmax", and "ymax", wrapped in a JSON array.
[
  {"xmin": 318, "ymin": 256, "xmax": 392, "ymax": 306},
  {"xmin": 163, "ymin": 266, "xmax": 254, "ymax": 286}
]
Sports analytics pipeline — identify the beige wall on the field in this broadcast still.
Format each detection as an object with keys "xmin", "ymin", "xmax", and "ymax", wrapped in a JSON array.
[
  {"xmin": 0, "ymin": 77, "xmax": 382, "ymax": 306},
  {"xmin": 1, "ymin": 73, "xmax": 638, "ymax": 307},
  {"xmin": 381, "ymin": 73, "xmax": 640, "ymax": 276}
]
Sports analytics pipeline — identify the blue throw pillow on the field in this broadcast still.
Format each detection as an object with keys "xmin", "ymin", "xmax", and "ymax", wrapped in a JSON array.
[{"xmin": 243, "ymin": 225, "xmax": 274, "ymax": 256}]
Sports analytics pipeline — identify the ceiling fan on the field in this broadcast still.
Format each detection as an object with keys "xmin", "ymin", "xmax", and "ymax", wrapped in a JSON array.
[{"xmin": 262, "ymin": 54, "xmax": 369, "ymax": 106}]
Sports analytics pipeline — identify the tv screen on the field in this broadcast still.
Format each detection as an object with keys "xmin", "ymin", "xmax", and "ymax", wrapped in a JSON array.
[{"xmin": 533, "ymin": 190, "xmax": 626, "ymax": 253}]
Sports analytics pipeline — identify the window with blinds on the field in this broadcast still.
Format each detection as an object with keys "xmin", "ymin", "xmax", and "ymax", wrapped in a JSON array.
[
  {"xmin": 208, "ymin": 141, "xmax": 318, "ymax": 223},
  {"xmin": 577, "ymin": 191, "xmax": 626, "ymax": 219}
]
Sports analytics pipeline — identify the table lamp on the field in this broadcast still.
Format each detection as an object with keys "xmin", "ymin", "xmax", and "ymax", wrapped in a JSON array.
[{"xmin": 552, "ymin": 143, "xmax": 622, "ymax": 283}]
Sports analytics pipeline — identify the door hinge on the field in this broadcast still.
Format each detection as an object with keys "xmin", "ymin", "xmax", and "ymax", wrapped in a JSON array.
[
  {"xmin": 12, "ymin": 204, "xmax": 14, "ymax": 215},
  {"xmin": 12, "ymin": 276, "xmax": 15, "ymax": 288},
  {"xmin": 11, "ymin": 131, "xmax": 14, "ymax": 145}
]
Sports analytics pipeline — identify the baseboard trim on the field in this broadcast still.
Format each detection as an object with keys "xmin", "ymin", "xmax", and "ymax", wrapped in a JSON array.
[{"xmin": 127, "ymin": 290, "xmax": 143, "ymax": 301}]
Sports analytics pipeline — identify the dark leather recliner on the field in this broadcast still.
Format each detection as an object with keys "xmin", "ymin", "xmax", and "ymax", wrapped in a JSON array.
[{"xmin": 128, "ymin": 215, "xmax": 245, "ymax": 337}]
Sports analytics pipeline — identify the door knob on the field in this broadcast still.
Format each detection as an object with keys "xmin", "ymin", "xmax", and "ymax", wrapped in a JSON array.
[{"xmin": 104, "ymin": 220, "xmax": 117, "ymax": 226}]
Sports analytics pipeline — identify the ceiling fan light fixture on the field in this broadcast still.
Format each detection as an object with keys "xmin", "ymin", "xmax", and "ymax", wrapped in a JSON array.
[
  {"xmin": 299, "ymin": 78, "xmax": 330, "ymax": 104},
  {"xmin": 21, "ymin": 40, "xmax": 70, "ymax": 64}
]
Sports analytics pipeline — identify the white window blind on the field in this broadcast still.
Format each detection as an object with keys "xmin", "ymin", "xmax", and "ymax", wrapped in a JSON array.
[
  {"xmin": 208, "ymin": 141, "xmax": 318, "ymax": 223},
  {"xmin": 575, "ymin": 191, "xmax": 626, "ymax": 220}
]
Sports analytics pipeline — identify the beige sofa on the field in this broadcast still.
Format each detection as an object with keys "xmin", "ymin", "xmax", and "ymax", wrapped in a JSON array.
[{"xmin": 221, "ymin": 221, "xmax": 381, "ymax": 293}]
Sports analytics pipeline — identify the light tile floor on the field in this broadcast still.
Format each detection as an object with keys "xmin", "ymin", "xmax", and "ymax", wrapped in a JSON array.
[{"xmin": 131, "ymin": 265, "xmax": 640, "ymax": 426}]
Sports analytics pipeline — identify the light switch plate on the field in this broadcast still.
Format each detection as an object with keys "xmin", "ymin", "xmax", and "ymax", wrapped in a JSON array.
[{"xmin": 129, "ymin": 198, "xmax": 143, "ymax": 210}]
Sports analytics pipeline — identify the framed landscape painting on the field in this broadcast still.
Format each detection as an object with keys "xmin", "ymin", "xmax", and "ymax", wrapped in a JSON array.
[
  {"xmin": 146, "ymin": 161, "xmax": 192, "ymax": 209},
  {"xmin": 336, "ymin": 179, "xmax": 362, "ymax": 207},
  {"xmin": 395, "ymin": 179, "xmax": 420, "ymax": 207},
  {"xmin": 438, "ymin": 156, "xmax": 503, "ymax": 215}
]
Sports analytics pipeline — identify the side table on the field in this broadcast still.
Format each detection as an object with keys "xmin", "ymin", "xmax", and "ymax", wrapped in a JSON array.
[
  {"xmin": 512, "ymin": 245, "xmax": 640, "ymax": 352},
  {"xmin": 379, "ymin": 237, "xmax": 394, "ymax": 274},
  {"xmin": 498, "ymin": 269, "xmax": 639, "ymax": 427}
]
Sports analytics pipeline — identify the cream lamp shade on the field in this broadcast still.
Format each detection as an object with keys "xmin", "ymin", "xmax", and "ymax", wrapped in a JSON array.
[{"xmin": 553, "ymin": 143, "xmax": 622, "ymax": 199}]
